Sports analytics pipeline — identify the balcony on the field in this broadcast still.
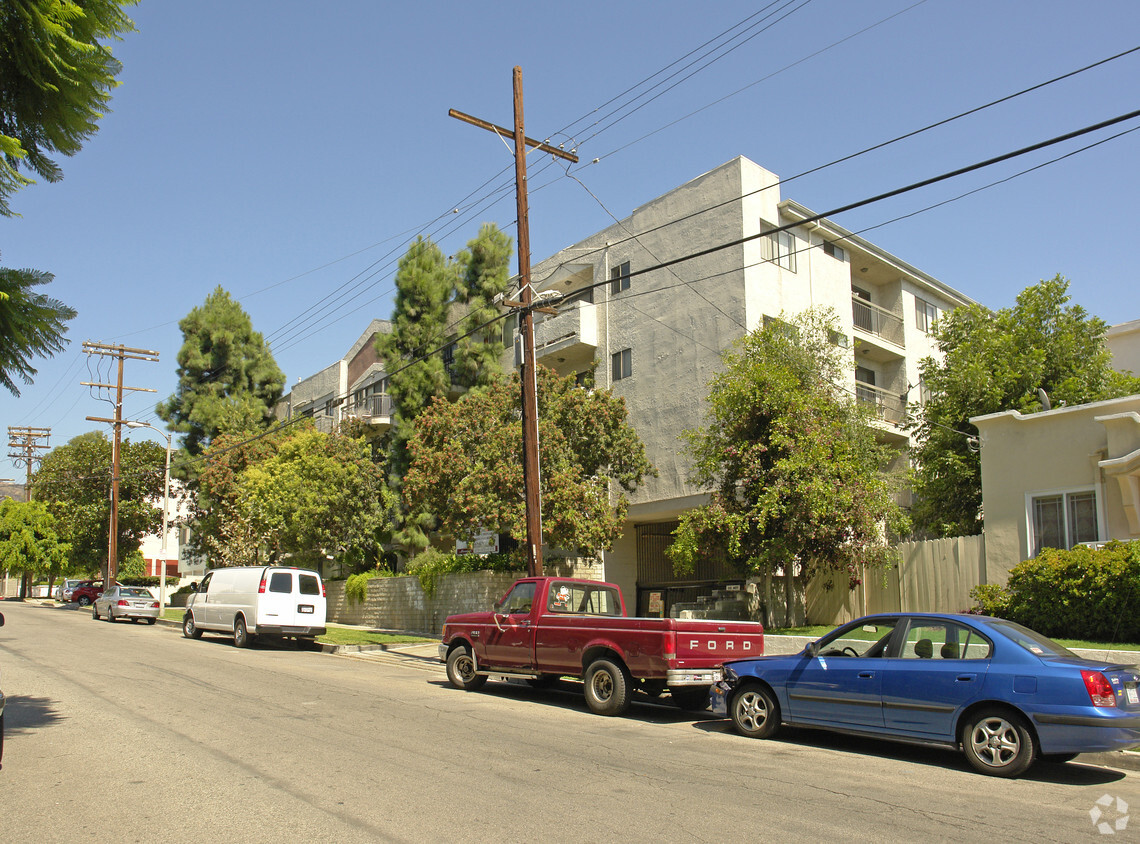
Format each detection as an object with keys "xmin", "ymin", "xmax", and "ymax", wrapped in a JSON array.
[
  {"xmin": 856, "ymin": 381, "xmax": 907, "ymax": 428},
  {"xmin": 852, "ymin": 295, "xmax": 905, "ymax": 350},
  {"xmin": 528, "ymin": 301, "xmax": 598, "ymax": 371},
  {"xmin": 344, "ymin": 393, "xmax": 393, "ymax": 431}
]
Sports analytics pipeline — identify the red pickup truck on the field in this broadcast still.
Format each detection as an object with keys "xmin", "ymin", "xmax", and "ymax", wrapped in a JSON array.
[{"xmin": 439, "ymin": 576, "xmax": 764, "ymax": 716}]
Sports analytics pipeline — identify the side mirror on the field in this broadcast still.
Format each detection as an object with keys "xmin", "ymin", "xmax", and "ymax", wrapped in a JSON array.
[
  {"xmin": 189, "ymin": 581, "xmax": 199, "ymax": 593},
  {"xmin": 805, "ymin": 641, "xmax": 819, "ymax": 658}
]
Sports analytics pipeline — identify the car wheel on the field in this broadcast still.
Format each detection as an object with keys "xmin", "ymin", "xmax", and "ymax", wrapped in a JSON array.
[
  {"xmin": 731, "ymin": 683, "xmax": 781, "ymax": 739},
  {"xmin": 670, "ymin": 685, "xmax": 711, "ymax": 711},
  {"xmin": 146, "ymin": 618, "xmax": 157, "ymax": 625},
  {"xmin": 583, "ymin": 658, "xmax": 632, "ymax": 716},
  {"xmin": 182, "ymin": 613, "xmax": 203, "ymax": 639},
  {"xmin": 77, "ymin": 596, "xmax": 91, "ymax": 607},
  {"xmin": 963, "ymin": 709, "xmax": 1036, "ymax": 777},
  {"xmin": 445, "ymin": 647, "xmax": 487, "ymax": 691},
  {"xmin": 233, "ymin": 617, "xmax": 252, "ymax": 648},
  {"xmin": 91, "ymin": 604, "xmax": 99, "ymax": 620},
  {"xmin": 107, "ymin": 607, "xmax": 117, "ymax": 623}
]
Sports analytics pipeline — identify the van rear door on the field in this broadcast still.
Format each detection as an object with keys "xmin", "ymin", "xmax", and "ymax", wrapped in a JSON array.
[{"xmin": 258, "ymin": 569, "xmax": 325, "ymax": 631}]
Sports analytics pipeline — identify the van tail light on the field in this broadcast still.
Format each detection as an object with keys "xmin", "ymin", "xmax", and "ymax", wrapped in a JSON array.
[
  {"xmin": 663, "ymin": 629, "xmax": 676, "ymax": 662},
  {"xmin": 258, "ymin": 574, "xmax": 267, "ymax": 594},
  {"xmin": 321, "ymin": 581, "xmax": 326, "ymax": 597},
  {"xmin": 1082, "ymin": 670, "xmax": 1117, "ymax": 707}
]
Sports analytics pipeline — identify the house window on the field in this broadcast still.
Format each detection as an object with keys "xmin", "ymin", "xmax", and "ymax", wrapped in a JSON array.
[
  {"xmin": 609, "ymin": 261, "xmax": 631, "ymax": 295},
  {"xmin": 575, "ymin": 369, "xmax": 594, "ymax": 388},
  {"xmin": 611, "ymin": 348, "xmax": 632, "ymax": 382},
  {"xmin": 823, "ymin": 241, "xmax": 846, "ymax": 261},
  {"xmin": 915, "ymin": 297, "xmax": 939, "ymax": 333},
  {"xmin": 760, "ymin": 221, "xmax": 797, "ymax": 272},
  {"xmin": 1031, "ymin": 490, "xmax": 1098, "ymax": 555}
]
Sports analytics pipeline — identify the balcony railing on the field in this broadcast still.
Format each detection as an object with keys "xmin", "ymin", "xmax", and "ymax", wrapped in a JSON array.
[
  {"xmin": 852, "ymin": 296, "xmax": 905, "ymax": 347},
  {"xmin": 856, "ymin": 381, "xmax": 906, "ymax": 426},
  {"xmin": 346, "ymin": 393, "xmax": 393, "ymax": 423}
]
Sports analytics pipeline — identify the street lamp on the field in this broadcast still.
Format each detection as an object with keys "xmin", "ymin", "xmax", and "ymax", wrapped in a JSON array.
[{"xmin": 125, "ymin": 421, "xmax": 172, "ymax": 612}]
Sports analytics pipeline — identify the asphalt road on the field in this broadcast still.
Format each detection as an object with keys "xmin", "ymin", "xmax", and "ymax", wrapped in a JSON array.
[{"xmin": 1, "ymin": 601, "xmax": 1137, "ymax": 843}]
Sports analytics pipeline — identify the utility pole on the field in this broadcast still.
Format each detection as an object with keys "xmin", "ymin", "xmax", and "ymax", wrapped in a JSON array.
[
  {"xmin": 82, "ymin": 342, "xmax": 159, "ymax": 585},
  {"xmin": 7, "ymin": 426, "xmax": 50, "ymax": 598},
  {"xmin": 450, "ymin": 66, "xmax": 578, "ymax": 577}
]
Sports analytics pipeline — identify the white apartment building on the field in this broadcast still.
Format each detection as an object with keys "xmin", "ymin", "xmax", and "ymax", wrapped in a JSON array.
[{"xmin": 516, "ymin": 156, "xmax": 975, "ymax": 614}]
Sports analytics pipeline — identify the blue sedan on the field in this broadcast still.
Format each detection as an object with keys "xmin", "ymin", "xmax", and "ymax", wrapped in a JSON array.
[{"xmin": 710, "ymin": 612, "xmax": 1140, "ymax": 777}]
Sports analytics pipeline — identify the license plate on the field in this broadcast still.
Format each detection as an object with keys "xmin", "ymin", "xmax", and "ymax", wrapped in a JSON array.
[
  {"xmin": 1127, "ymin": 685, "xmax": 1138, "ymax": 706},
  {"xmin": 299, "ymin": 605, "xmax": 314, "ymax": 614}
]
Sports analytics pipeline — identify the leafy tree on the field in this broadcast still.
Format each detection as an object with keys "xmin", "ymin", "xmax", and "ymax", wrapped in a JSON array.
[
  {"xmin": 157, "ymin": 286, "xmax": 285, "ymax": 474},
  {"xmin": 912, "ymin": 276, "xmax": 1140, "ymax": 537},
  {"xmin": 667, "ymin": 310, "xmax": 908, "ymax": 627},
  {"xmin": 0, "ymin": 263, "xmax": 76, "ymax": 395},
  {"xmin": 0, "ymin": 0, "xmax": 137, "ymax": 216},
  {"xmin": 403, "ymin": 365, "xmax": 654, "ymax": 558},
  {"xmin": 452, "ymin": 223, "xmax": 513, "ymax": 391},
  {"xmin": 0, "ymin": 498, "xmax": 70, "ymax": 597},
  {"xmin": 30, "ymin": 430, "xmax": 165, "ymax": 579},
  {"xmin": 239, "ymin": 427, "xmax": 394, "ymax": 566}
]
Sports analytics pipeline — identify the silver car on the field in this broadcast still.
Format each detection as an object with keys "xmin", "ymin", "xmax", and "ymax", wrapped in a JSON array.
[{"xmin": 92, "ymin": 586, "xmax": 160, "ymax": 624}]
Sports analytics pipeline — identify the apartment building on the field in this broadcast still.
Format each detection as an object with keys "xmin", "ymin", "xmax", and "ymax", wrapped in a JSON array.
[{"xmin": 516, "ymin": 156, "xmax": 975, "ymax": 612}]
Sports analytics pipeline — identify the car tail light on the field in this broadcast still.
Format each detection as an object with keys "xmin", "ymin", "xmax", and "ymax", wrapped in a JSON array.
[
  {"xmin": 1082, "ymin": 670, "xmax": 1117, "ymax": 707},
  {"xmin": 117, "ymin": 600, "xmax": 128, "ymax": 607},
  {"xmin": 150, "ymin": 602, "xmax": 159, "ymax": 608},
  {"xmin": 258, "ymin": 574, "xmax": 267, "ymax": 594}
]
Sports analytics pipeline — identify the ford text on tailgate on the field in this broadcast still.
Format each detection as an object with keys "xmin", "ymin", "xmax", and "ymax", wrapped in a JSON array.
[{"xmin": 439, "ymin": 577, "xmax": 764, "ymax": 716}]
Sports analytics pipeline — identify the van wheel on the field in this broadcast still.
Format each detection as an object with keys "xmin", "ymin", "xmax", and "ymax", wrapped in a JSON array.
[
  {"xmin": 233, "ymin": 617, "xmax": 253, "ymax": 648},
  {"xmin": 583, "ymin": 658, "xmax": 632, "ymax": 716},
  {"xmin": 183, "ymin": 613, "xmax": 203, "ymax": 639},
  {"xmin": 446, "ymin": 647, "xmax": 487, "ymax": 691}
]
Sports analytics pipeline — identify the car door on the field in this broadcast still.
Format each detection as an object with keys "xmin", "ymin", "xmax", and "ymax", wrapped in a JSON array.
[
  {"xmin": 482, "ymin": 581, "xmax": 538, "ymax": 670},
  {"xmin": 881, "ymin": 618, "xmax": 991, "ymax": 739},
  {"xmin": 785, "ymin": 618, "xmax": 902, "ymax": 730}
]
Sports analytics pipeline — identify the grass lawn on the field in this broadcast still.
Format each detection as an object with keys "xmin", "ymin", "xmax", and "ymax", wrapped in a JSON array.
[{"xmin": 160, "ymin": 608, "xmax": 433, "ymax": 647}]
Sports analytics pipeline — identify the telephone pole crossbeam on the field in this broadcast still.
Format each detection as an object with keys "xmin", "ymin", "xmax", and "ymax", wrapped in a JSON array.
[{"xmin": 450, "ymin": 67, "xmax": 578, "ymax": 578}]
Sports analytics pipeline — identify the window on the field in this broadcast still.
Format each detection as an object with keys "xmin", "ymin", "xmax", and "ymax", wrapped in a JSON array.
[
  {"xmin": 269, "ymin": 572, "xmax": 292, "ymax": 593},
  {"xmin": 547, "ymin": 581, "xmax": 622, "ymax": 615},
  {"xmin": 823, "ymin": 241, "xmax": 846, "ymax": 261},
  {"xmin": 299, "ymin": 574, "xmax": 321, "ymax": 596},
  {"xmin": 498, "ymin": 582, "xmax": 536, "ymax": 615},
  {"xmin": 611, "ymin": 348, "xmax": 632, "ymax": 381},
  {"xmin": 901, "ymin": 620, "xmax": 991, "ymax": 660},
  {"xmin": 915, "ymin": 297, "xmax": 939, "ymax": 333},
  {"xmin": 609, "ymin": 261, "xmax": 630, "ymax": 295},
  {"xmin": 575, "ymin": 369, "xmax": 594, "ymax": 388},
  {"xmin": 1031, "ymin": 490, "xmax": 1098, "ymax": 555},
  {"xmin": 760, "ymin": 220, "xmax": 797, "ymax": 272}
]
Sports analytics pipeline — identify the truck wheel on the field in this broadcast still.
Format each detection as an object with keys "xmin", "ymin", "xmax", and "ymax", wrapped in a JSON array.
[
  {"xmin": 182, "ymin": 613, "xmax": 203, "ymax": 639},
  {"xmin": 732, "ymin": 683, "xmax": 780, "ymax": 739},
  {"xmin": 670, "ymin": 685, "xmax": 711, "ymax": 712},
  {"xmin": 446, "ymin": 647, "xmax": 487, "ymax": 691},
  {"xmin": 584, "ymin": 658, "xmax": 632, "ymax": 716},
  {"xmin": 233, "ymin": 617, "xmax": 253, "ymax": 648}
]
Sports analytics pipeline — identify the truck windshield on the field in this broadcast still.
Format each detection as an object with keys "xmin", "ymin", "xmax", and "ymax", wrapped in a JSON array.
[{"xmin": 547, "ymin": 582, "xmax": 621, "ymax": 616}]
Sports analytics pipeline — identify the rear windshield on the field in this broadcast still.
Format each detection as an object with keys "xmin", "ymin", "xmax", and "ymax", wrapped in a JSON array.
[
  {"xmin": 121, "ymin": 588, "xmax": 150, "ymax": 598},
  {"xmin": 298, "ymin": 574, "xmax": 321, "ymax": 596},
  {"xmin": 987, "ymin": 619, "xmax": 1076, "ymax": 658},
  {"xmin": 269, "ymin": 572, "xmax": 292, "ymax": 593}
]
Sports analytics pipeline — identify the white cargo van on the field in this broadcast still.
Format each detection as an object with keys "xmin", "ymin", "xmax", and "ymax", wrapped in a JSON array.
[{"xmin": 182, "ymin": 566, "xmax": 327, "ymax": 648}]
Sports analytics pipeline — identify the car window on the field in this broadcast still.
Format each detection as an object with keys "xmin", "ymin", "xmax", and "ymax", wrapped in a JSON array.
[
  {"xmin": 817, "ymin": 619, "xmax": 901, "ymax": 657},
  {"xmin": 269, "ymin": 572, "xmax": 292, "ymax": 593},
  {"xmin": 986, "ymin": 619, "xmax": 1075, "ymax": 658},
  {"xmin": 298, "ymin": 574, "xmax": 321, "ymax": 596},
  {"xmin": 546, "ymin": 582, "xmax": 622, "ymax": 616},
  {"xmin": 121, "ymin": 588, "xmax": 149, "ymax": 598},
  {"xmin": 900, "ymin": 620, "xmax": 992, "ymax": 660},
  {"xmin": 499, "ymin": 582, "xmax": 535, "ymax": 614}
]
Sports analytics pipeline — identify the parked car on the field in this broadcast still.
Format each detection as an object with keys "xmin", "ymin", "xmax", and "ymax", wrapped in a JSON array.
[
  {"xmin": 182, "ymin": 566, "xmax": 326, "ymax": 648},
  {"xmin": 710, "ymin": 612, "xmax": 1140, "ymax": 778},
  {"xmin": 55, "ymin": 579, "xmax": 85, "ymax": 602},
  {"xmin": 93, "ymin": 586, "xmax": 160, "ymax": 624}
]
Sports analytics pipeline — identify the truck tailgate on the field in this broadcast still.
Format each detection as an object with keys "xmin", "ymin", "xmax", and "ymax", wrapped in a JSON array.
[{"xmin": 672, "ymin": 620, "xmax": 764, "ymax": 667}]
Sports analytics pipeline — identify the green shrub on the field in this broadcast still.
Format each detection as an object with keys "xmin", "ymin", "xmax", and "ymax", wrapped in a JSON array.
[
  {"xmin": 345, "ymin": 570, "xmax": 382, "ymax": 605},
  {"xmin": 405, "ymin": 549, "xmax": 524, "ymax": 597},
  {"xmin": 968, "ymin": 583, "xmax": 1012, "ymax": 617},
  {"xmin": 999, "ymin": 541, "xmax": 1140, "ymax": 641}
]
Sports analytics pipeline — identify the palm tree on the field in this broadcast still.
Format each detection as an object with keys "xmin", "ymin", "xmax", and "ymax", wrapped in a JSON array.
[{"xmin": 0, "ymin": 264, "xmax": 77, "ymax": 396}]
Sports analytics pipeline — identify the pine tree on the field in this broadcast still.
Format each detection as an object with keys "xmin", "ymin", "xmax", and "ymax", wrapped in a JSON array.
[{"xmin": 453, "ymin": 223, "xmax": 513, "ymax": 391}]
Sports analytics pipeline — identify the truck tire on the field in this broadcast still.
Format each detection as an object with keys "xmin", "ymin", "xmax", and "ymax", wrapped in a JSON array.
[
  {"xmin": 446, "ymin": 646, "xmax": 488, "ymax": 692},
  {"xmin": 583, "ymin": 658, "xmax": 632, "ymax": 716},
  {"xmin": 669, "ymin": 685, "xmax": 710, "ymax": 712}
]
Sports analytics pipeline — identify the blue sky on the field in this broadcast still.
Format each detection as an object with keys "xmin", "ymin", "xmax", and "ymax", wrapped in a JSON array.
[{"xmin": 3, "ymin": 0, "xmax": 1138, "ymax": 473}]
